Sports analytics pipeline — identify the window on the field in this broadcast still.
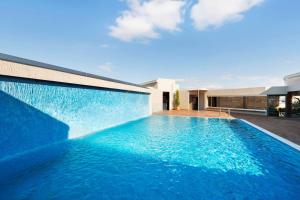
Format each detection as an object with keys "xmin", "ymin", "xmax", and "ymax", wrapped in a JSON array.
[{"xmin": 208, "ymin": 97, "xmax": 217, "ymax": 107}]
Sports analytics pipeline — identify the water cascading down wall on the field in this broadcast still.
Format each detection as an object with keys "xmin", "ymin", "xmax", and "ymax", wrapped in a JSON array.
[{"xmin": 0, "ymin": 55, "xmax": 150, "ymax": 165}]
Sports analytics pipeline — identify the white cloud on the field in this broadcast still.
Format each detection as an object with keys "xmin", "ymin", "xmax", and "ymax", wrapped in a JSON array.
[
  {"xmin": 109, "ymin": 0, "xmax": 185, "ymax": 42},
  {"xmin": 100, "ymin": 44, "xmax": 110, "ymax": 48},
  {"xmin": 98, "ymin": 62, "xmax": 113, "ymax": 73},
  {"xmin": 191, "ymin": 0, "xmax": 264, "ymax": 30}
]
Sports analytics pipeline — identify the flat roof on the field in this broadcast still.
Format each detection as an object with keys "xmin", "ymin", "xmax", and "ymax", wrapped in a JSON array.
[
  {"xmin": 0, "ymin": 53, "xmax": 145, "ymax": 89},
  {"xmin": 141, "ymin": 78, "xmax": 177, "ymax": 86},
  {"xmin": 189, "ymin": 89, "xmax": 208, "ymax": 92},
  {"xmin": 284, "ymin": 72, "xmax": 300, "ymax": 81},
  {"xmin": 141, "ymin": 80, "xmax": 157, "ymax": 86},
  {"xmin": 206, "ymin": 87, "xmax": 266, "ymax": 97},
  {"xmin": 261, "ymin": 86, "xmax": 288, "ymax": 95}
]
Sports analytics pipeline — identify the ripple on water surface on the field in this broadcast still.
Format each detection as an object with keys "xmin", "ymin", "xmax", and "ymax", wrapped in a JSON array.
[{"xmin": 0, "ymin": 116, "xmax": 299, "ymax": 199}]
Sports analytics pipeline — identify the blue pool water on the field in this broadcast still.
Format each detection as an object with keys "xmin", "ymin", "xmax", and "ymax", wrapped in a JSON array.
[
  {"xmin": 0, "ymin": 76, "xmax": 149, "ymax": 159},
  {"xmin": 0, "ymin": 116, "xmax": 299, "ymax": 199}
]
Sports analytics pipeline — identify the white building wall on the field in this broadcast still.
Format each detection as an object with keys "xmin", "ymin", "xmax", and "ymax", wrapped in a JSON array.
[
  {"xmin": 284, "ymin": 72, "xmax": 300, "ymax": 92},
  {"xmin": 154, "ymin": 79, "xmax": 178, "ymax": 110},
  {"xmin": 149, "ymin": 88, "xmax": 163, "ymax": 113},
  {"xmin": 179, "ymin": 90, "xmax": 189, "ymax": 110},
  {"xmin": 143, "ymin": 78, "xmax": 179, "ymax": 112},
  {"xmin": 207, "ymin": 87, "xmax": 266, "ymax": 97}
]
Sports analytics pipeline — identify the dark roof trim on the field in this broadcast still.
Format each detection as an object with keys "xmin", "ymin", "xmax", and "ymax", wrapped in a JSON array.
[{"xmin": 0, "ymin": 53, "xmax": 146, "ymax": 89}]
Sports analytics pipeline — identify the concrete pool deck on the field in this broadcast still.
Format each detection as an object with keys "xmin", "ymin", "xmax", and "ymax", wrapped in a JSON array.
[
  {"xmin": 156, "ymin": 110, "xmax": 232, "ymax": 119},
  {"xmin": 155, "ymin": 110, "xmax": 300, "ymax": 145}
]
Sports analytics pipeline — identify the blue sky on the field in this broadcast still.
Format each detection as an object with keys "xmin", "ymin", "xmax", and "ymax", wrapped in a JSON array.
[{"xmin": 0, "ymin": 0, "xmax": 299, "ymax": 88}]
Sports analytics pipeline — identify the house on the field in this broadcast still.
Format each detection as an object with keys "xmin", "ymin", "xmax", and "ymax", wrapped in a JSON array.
[
  {"xmin": 141, "ymin": 79, "xmax": 179, "ymax": 112},
  {"xmin": 179, "ymin": 87, "xmax": 267, "ymax": 115},
  {"xmin": 144, "ymin": 72, "xmax": 300, "ymax": 117},
  {"xmin": 143, "ymin": 78, "xmax": 267, "ymax": 115}
]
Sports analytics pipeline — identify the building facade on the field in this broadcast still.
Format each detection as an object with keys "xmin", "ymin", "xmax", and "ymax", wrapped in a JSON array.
[
  {"xmin": 179, "ymin": 87, "xmax": 267, "ymax": 115},
  {"xmin": 145, "ymin": 72, "xmax": 299, "ymax": 117},
  {"xmin": 142, "ymin": 79, "xmax": 179, "ymax": 112},
  {"xmin": 264, "ymin": 72, "xmax": 300, "ymax": 117}
]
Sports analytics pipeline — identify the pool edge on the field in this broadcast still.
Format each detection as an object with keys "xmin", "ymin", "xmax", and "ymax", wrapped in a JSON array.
[
  {"xmin": 240, "ymin": 119, "xmax": 300, "ymax": 151},
  {"xmin": 153, "ymin": 113, "xmax": 233, "ymax": 120}
]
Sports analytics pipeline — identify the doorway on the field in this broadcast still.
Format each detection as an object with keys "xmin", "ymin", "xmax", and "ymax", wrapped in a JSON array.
[
  {"xmin": 163, "ymin": 92, "xmax": 170, "ymax": 110},
  {"xmin": 190, "ymin": 95, "xmax": 199, "ymax": 110}
]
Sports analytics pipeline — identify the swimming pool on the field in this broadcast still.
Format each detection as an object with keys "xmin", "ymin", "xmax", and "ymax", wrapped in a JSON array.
[{"xmin": 0, "ymin": 116, "xmax": 299, "ymax": 199}]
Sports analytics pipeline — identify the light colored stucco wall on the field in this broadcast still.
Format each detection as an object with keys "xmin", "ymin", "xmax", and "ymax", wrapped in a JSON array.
[
  {"xmin": 284, "ymin": 72, "xmax": 300, "ymax": 92},
  {"xmin": 149, "ymin": 88, "xmax": 163, "ymax": 113},
  {"xmin": 155, "ymin": 78, "xmax": 179, "ymax": 110},
  {"xmin": 179, "ymin": 90, "xmax": 189, "ymax": 110},
  {"xmin": 207, "ymin": 87, "xmax": 266, "ymax": 97},
  {"xmin": 0, "ymin": 60, "xmax": 149, "ymax": 94},
  {"xmin": 143, "ymin": 78, "xmax": 179, "ymax": 112}
]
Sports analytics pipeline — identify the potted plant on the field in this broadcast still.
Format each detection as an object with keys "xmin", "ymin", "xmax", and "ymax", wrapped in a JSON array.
[{"xmin": 174, "ymin": 90, "xmax": 180, "ymax": 110}]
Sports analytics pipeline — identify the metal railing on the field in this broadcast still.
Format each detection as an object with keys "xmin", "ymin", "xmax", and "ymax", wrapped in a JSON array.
[
  {"xmin": 208, "ymin": 106, "xmax": 267, "ymax": 117},
  {"xmin": 218, "ymin": 107, "xmax": 231, "ymax": 118}
]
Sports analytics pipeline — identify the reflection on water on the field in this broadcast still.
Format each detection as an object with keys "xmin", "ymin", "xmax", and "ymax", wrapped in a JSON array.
[{"xmin": 1, "ymin": 116, "xmax": 299, "ymax": 199}]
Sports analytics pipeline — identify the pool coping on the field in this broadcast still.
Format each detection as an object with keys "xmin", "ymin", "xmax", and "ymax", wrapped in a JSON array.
[
  {"xmin": 153, "ymin": 113, "xmax": 233, "ymax": 119},
  {"xmin": 241, "ymin": 119, "xmax": 300, "ymax": 151}
]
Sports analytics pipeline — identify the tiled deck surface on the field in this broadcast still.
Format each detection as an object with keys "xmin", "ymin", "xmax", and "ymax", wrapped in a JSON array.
[
  {"xmin": 232, "ymin": 113, "xmax": 300, "ymax": 145},
  {"xmin": 156, "ymin": 110, "xmax": 231, "ymax": 119},
  {"xmin": 155, "ymin": 110, "xmax": 300, "ymax": 145}
]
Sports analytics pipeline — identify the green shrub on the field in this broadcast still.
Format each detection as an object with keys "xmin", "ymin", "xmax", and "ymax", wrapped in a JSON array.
[{"xmin": 174, "ymin": 90, "xmax": 180, "ymax": 109}]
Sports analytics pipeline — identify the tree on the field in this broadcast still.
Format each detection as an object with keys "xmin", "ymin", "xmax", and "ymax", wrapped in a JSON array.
[{"xmin": 174, "ymin": 90, "xmax": 180, "ymax": 110}]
